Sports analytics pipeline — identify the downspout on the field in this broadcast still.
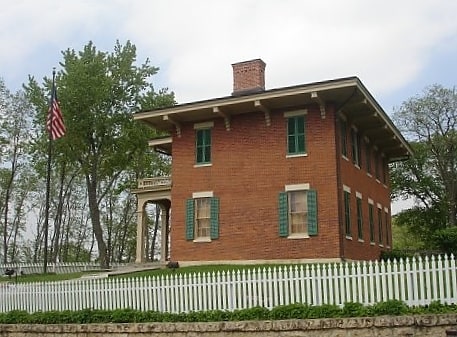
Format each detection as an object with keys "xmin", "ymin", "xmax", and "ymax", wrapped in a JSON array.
[{"xmin": 333, "ymin": 107, "xmax": 345, "ymax": 262}]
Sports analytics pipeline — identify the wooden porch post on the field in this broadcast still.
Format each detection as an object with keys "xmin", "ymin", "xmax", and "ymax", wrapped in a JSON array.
[{"xmin": 135, "ymin": 199, "xmax": 147, "ymax": 263}]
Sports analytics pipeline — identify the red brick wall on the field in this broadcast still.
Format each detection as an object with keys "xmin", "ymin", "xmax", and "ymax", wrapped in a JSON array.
[
  {"xmin": 232, "ymin": 59, "xmax": 266, "ymax": 94},
  {"xmin": 337, "ymin": 119, "xmax": 392, "ymax": 261},
  {"xmin": 170, "ymin": 104, "xmax": 392, "ymax": 262}
]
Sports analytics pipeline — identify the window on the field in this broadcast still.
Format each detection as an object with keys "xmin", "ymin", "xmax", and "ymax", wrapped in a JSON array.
[
  {"xmin": 196, "ymin": 128, "xmax": 211, "ymax": 164},
  {"xmin": 344, "ymin": 187, "xmax": 351, "ymax": 237},
  {"xmin": 375, "ymin": 152, "xmax": 380, "ymax": 181},
  {"xmin": 382, "ymin": 158, "xmax": 388, "ymax": 184},
  {"xmin": 365, "ymin": 140, "xmax": 372, "ymax": 175},
  {"xmin": 287, "ymin": 115, "xmax": 305, "ymax": 155},
  {"xmin": 356, "ymin": 194, "xmax": 363, "ymax": 241},
  {"xmin": 195, "ymin": 198, "xmax": 211, "ymax": 238},
  {"xmin": 377, "ymin": 205, "xmax": 383, "ymax": 245},
  {"xmin": 186, "ymin": 194, "xmax": 219, "ymax": 241},
  {"xmin": 385, "ymin": 208, "xmax": 390, "ymax": 246},
  {"xmin": 368, "ymin": 201, "xmax": 375, "ymax": 243},
  {"xmin": 351, "ymin": 128, "xmax": 361, "ymax": 167},
  {"xmin": 340, "ymin": 119, "xmax": 348, "ymax": 157},
  {"xmin": 289, "ymin": 191, "xmax": 307, "ymax": 234},
  {"xmin": 278, "ymin": 187, "xmax": 317, "ymax": 238}
]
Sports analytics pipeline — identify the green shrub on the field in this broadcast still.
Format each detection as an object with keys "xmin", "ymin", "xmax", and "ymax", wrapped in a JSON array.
[
  {"xmin": 90, "ymin": 309, "xmax": 112, "ymax": 323},
  {"xmin": 426, "ymin": 301, "xmax": 448, "ymax": 314},
  {"xmin": 138, "ymin": 310, "xmax": 165, "ymax": 322},
  {"xmin": 1, "ymin": 300, "xmax": 457, "ymax": 324},
  {"xmin": 111, "ymin": 308, "xmax": 143, "ymax": 323},
  {"xmin": 231, "ymin": 306, "xmax": 270, "ymax": 321},
  {"xmin": 198, "ymin": 310, "xmax": 230, "ymax": 322},
  {"xmin": 308, "ymin": 304, "xmax": 342, "ymax": 318},
  {"xmin": 1, "ymin": 310, "xmax": 29, "ymax": 324},
  {"xmin": 270, "ymin": 303, "xmax": 310, "ymax": 319},
  {"xmin": 433, "ymin": 227, "xmax": 457, "ymax": 255},
  {"xmin": 72, "ymin": 308, "xmax": 99, "ymax": 323},
  {"xmin": 28, "ymin": 311, "xmax": 63, "ymax": 324},
  {"xmin": 380, "ymin": 249, "xmax": 413, "ymax": 261},
  {"xmin": 159, "ymin": 312, "xmax": 182, "ymax": 322},
  {"xmin": 342, "ymin": 302, "xmax": 368, "ymax": 317},
  {"xmin": 371, "ymin": 300, "xmax": 408, "ymax": 316}
]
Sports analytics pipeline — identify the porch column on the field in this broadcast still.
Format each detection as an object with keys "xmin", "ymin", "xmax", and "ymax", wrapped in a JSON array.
[
  {"xmin": 160, "ymin": 205, "xmax": 169, "ymax": 262},
  {"xmin": 135, "ymin": 200, "xmax": 147, "ymax": 263},
  {"xmin": 165, "ymin": 206, "xmax": 170, "ymax": 260}
]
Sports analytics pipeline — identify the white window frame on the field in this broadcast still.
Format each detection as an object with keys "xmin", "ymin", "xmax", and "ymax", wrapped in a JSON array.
[
  {"xmin": 194, "ymin": 121, "xmax": 214, "ymax": 167},
  {"xmin": 192, "ymin": 191, "xmax": 213, "ymax": 242},
  {"xmin": 285, "ymin": 183, "xmax": 310, "ymax": 239},
  {"xmin": 284, "ymin": 110, "xmax": 308, "ymax": 158}
]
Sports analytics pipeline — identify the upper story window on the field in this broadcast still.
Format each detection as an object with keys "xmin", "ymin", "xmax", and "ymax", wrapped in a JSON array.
[
  {"xmin": 365, "ymin": 139, "xmax": 372, "ymax": 175},
  {"xmin": 285, "ymin": 110, "xmax": 306, "ymax": 156},
  {"xmin": 351, "ymin": 128, "xmax": 361, "ymax": 167},
  {"xmin": 279, "ymin": 184, "xmax": 317, "ymax": 238},
  {"xmin": 374, "ymin": 150, "xmax": 380, "ymax": 181},
  {"xmin": 382, "ymin": 158, "xmax": 388, "ymax": 184},
  {"xmin": 194, "ymin": 121, "xmax": 213, "ymax": 165},
  {"xmin": 340, "ymin": 118, "xmax": 348, "ymax": 158}
]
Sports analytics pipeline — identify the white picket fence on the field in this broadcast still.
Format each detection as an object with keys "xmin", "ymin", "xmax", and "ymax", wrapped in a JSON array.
[
  {"xmin": 1, "ymin": 255, "xmax": 456, "ymax": 313},
  {"xmin": 0, "ymin": 262, "xmax": 123, "ymax": 275}
]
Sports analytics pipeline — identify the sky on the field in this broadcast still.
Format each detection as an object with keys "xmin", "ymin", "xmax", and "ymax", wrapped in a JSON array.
[{"xmin": 1, "ymin": 0, "xmax": 457, "ymax": 213}]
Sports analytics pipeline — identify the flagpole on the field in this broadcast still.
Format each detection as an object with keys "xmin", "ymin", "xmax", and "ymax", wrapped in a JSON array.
[{"xmin": 43, "ymin": 68, "xmax": 56, "ymax": 274}]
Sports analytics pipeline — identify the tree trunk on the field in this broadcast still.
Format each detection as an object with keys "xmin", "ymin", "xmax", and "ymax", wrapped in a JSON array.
[
  {"xmin": 117, "ymin": 196, "xmax": 135, "ymax": 263},
  {"xmin": 106, "ymin": 197, "xmax": 113, "ymax": 266},
  {"xmin": 150, "ymin": 205, "xmax": 160, "ymax": 261},
  {"xmin": 2, "ymin": 143, "xmax": 18, "ymax": 264},
  {"xmin": 85, "ymin": 174, "xmax": 108, "ymax": 268}
]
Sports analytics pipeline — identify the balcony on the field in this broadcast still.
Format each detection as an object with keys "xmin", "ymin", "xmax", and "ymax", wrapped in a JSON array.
[{"xmin": 134, "ymin": 176, "xmax": 172, "ymax": 193}]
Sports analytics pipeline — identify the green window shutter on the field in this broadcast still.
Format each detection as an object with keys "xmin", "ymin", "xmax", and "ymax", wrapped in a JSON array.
[
  {"xmin": 185, "ymin": 198, "xmax": 195, "ymax": 240},
  {"xmin": 210, "ymin": 197, "xmax": 219, "ymax": 239},
  {"xmin": 307, "ymin": 189, "xmax": 318, "ymax": 236},
  {"xmin": 278, "ymin": 192, "xmax": 289, "ymax": 237}
]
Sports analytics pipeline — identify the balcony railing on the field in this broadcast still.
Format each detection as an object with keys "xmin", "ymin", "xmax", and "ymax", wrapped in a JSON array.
[{"xmin": 137, "ymin": 176, "xmax": 172, "ymax": 190}]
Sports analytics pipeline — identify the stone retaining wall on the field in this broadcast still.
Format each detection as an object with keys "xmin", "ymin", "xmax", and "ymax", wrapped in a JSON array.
[{"xmin": 1, "ymin": 314, "xmax": 457, "ymax": 337}]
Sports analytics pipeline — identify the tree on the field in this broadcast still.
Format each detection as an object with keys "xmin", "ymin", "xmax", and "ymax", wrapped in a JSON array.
[
  {"xmin": 392, "ymin": 84, "xmax": 457, "ymax": 250},
  {"xmin": 0, "ymin": 79, "xmax": 34, "ymax": 263},
  {"xmin": 25, "ymin": 41, "xmax": 175, "ymax": 267}
]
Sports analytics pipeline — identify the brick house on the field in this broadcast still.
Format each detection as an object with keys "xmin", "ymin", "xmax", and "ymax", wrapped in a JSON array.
[{"xmin": 133, "ymin": 59, "xmax": 412, "ymax": 264}]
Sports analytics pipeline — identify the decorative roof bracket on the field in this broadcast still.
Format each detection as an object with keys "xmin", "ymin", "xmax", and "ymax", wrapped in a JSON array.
[
  {"xmin": 311, "ymin": 92, "xmax": 326, "ymax": 119},
  {"xmin": 163, "ymin": 115, "xmax": 181, "ymax": 137},
  {"xmin": 254, "ymin": 100, "xmax": 271, "ymax": 126},
  {"xmin": 213, "ymin": 106, "xmax": 231, "ymax": 131}
]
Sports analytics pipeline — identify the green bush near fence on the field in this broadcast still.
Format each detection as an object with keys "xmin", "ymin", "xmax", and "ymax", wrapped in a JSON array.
[{"xmin": 0, "ymin": 300, "xmax": 456, "ymax": 324}]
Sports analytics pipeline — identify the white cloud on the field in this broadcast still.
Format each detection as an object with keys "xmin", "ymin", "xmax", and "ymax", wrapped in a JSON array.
[
  {"xmin": 119, "ymin": 0, "xmax": 457, "ymax": 103},
  {"xmin": 0, "ymin": 0, "xmax": 129, "ymax": 87},
  {"xmin": 1, "ymin": 0, "xmax": 457, "ymax": 105}
]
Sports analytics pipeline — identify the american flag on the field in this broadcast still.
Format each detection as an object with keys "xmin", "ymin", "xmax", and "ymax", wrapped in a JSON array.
[{"xmin": 46, "ymin": 86, "xmax": 66, "ymax": 140}]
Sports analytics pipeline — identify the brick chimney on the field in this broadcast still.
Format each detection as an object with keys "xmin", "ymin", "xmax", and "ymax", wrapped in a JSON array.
[{"xmin": 232, "ymin": 59, "xmax": 266, "ymax": 96}]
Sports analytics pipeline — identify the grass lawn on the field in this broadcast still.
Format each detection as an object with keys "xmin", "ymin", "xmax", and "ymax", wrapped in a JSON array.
[
  {"xmin": 2, "ymin": 263, "xmax": 297, "ymax": 283},
  {"xmin": 1, "ymin": 271, "xmax": 94, "ymax": 284}
]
